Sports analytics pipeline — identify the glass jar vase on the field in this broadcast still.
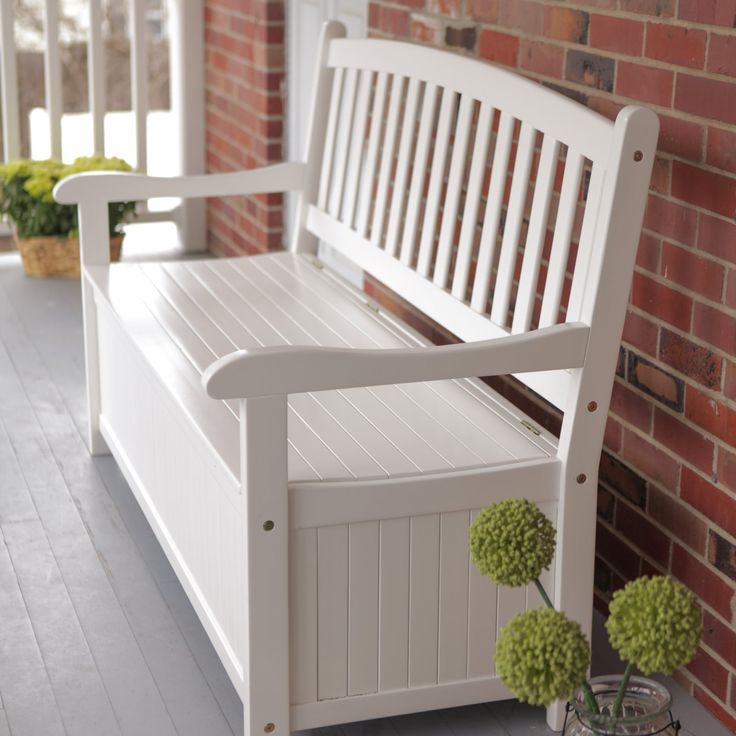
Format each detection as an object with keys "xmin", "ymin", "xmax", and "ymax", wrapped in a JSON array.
[{"xmin": 563, "ymin": 676, "xmax": 680, "ymax": 735}]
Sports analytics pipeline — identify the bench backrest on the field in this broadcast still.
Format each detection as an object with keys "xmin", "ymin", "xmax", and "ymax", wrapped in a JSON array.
[{"xmin": 292, "ymin": 24, "xmax": 658, "ymax": 412}]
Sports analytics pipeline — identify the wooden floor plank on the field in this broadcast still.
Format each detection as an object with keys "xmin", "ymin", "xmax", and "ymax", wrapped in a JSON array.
[{"xmin": 0, "ymin": 526, "xmax": 66, "ymax": 736}]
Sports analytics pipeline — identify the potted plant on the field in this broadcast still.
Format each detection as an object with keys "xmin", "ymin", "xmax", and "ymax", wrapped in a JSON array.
[
  {"xmin": 469, "ymin": 499, "xmax": 702, "ymax": 735},
  {"xmin": 0, "ymin": 156, "xmax": 136, "ymax": 277}
]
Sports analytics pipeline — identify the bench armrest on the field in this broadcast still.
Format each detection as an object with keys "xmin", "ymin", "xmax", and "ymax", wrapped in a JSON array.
[
  {"xmin": 53, "ymin": 162, "xmax": 307, "ymax": 204},
  {"xmin": 202, "ymin": 322, "xmax": 590, "ymax": 400}
]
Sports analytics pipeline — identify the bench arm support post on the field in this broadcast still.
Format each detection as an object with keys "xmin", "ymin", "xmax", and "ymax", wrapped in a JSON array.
[{"xmin": 203, "ymin": 322, "xmax": 589, "ymax": 400}]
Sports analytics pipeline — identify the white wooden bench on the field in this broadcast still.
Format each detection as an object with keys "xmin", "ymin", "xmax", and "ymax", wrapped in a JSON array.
[{"xmin": 55, "ymin": 22, "xmax": 658, "ymax": 734}]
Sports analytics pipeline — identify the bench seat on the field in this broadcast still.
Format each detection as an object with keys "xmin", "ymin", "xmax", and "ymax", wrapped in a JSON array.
[{"xmin": 89, "ymin": 251, "xmax": 557, "ymax": 486}]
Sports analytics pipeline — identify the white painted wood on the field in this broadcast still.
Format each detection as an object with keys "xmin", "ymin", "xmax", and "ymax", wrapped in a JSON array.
[
  {"xmin": 348, "ymin": 521, "xmax": 379, "ymax": 696},
  {"xmin": 0, "ymin": 0, "xmax": 20, "ymax": 160},
  {"xmin": 129, "ymin": 0, "xmax": 148, "ymax": 170},
  {"xmin": 88, "ymin": 0, "xmax": 106, "ymax": 155},
  {"xmin": 370, "ymin": 74, "xmax": 405, "ymax": 247},
  {"xmin": 64, "ymin": 27, "xmax": 658, "ymax": 735},
  {"xmin": 43, "ymin": 0, "xmax": 62, "ymax": 159},
  {"xmin": 470, "ymin": 112, "xmax": 515, "ymax": 313}
]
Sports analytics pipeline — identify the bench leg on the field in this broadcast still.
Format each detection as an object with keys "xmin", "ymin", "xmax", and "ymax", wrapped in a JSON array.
[
  {"xmin": 81, "ymin": 277, "xmax": 109, "ymax": 455},
  {"xmin": 241, "ymin": 395, "xmax": 290, "ymax": 736}
]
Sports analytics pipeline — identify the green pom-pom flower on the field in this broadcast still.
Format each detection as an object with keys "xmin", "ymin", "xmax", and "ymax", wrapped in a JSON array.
[
  {"xmin": 496, "ymin": 608, "xmax": 590, "ymax": 706},
  {"xmin": 606, "ymin": 576, "xmax": 702, "ymax": 675},
  {"xmin": 468, "ymin": 499, "xmax": 556, "ymax": 587}
]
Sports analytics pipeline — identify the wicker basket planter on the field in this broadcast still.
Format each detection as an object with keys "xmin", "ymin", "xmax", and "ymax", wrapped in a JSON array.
[{"xmin": 16, "ymin": 235, "xmax": 123, "ymax": 278}]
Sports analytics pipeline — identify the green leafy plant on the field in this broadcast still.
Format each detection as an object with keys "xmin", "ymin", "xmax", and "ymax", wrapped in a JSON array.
[
  {"xmin": 0, "ymin": 156, "xmax": 136, "ymax": 239},
  {"xmin": 469, "ymin": 499, "xmax": 703, "ymax": 719}
]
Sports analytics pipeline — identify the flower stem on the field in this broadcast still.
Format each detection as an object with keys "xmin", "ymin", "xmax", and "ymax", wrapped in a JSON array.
[
  {"xmin": 534, "ymin": 578, "xmax": 555, "ymax": 610},
  {"xmin": 533, "ymin": 579, "xmax": 601, "ymax": 715},
  {"xmin": 612, "ymin": 662, "xmax": 635, "ymax": 718}
]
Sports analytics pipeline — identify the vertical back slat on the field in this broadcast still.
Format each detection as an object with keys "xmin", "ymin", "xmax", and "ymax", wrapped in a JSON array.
[
  {"xmin": 539, "ymin": 150, "xmax": 584, "ymax": 328},
  {"xmin": 317, "ymin": 524, "xmax": 348, "ymax": 700},
  {"xmin": 416, "ymin": 89, "xmax": 457, "ymax": 277},
  {"xmin": 88, "ymin": 0, "xmax": 106, "ymax": 155},
  {"xmin": 567, "ymin": 164, "xmax": 605, "ymax": 322},
  {"xmin": 438, "ymin": 511, "xmax": 470, "ymax": 683},
  {"xmin": 370, "ymin": 74, "xmax": 405, "ymax": 246},
  {"xmin": 408, "ymin": 513, "xmax": 440, "ymax": 687},
  {"xmin": 318, "ymin": 67, "xmax": 345, "ymax": 210},
  {"xmin": 511, "ymin": 135, "xmax": 561, "ymax": 334},
  {"xmin": 43, "ymin": 0, "xmax": 62, "ymax": 159},
  {"xmin": 452, "ymin": 103, "xmax": 494, "ymax": 300},
  {"xmin": 399, "ymin": 83, "xmax": 439, "ymax": 266},
  {"xmin": 467, "ymin": 509, "xmax": 497, "ymax": 678},
  {"xmin": 289, "ymin": 528, "xmax": 318, "ymax": 705},
  {"xmin": 0, "ymin": 0, "xmax": 20, "ymax": 160},
  {"xmin": 470, "ymin": 112, "xmax": 515, "ymax": 313},
  {"xmin": 489, "ymin": 121, "xmax": 536, "ymax": 327},
  {"xmin": 384, "ymin": 78, "xmax": 421, "ymax": 257},
  {"xmin": 348, "ymin": 521, "xmax": 380, "ymax": 696},
  {"xmin": 340, "ymin": 70, "xmax": 373, "ymax": 227},
  {"xmin": 433, "ymin": 94, "xmax": 474, "ymax": 289},
  {"xmin": 378, "ymin": 517, "xmax": 410, "ymax": 692},
  {"xmin": 328, "ymin": 67, "xmax": 358, "ymax": 218},
  {"xmin": 355, "ymin": 72, "xmax": 388, "ymax": 237},
  {"xmin": 129, "ymin": 0, "xmax": 148, "ymax": 170}
]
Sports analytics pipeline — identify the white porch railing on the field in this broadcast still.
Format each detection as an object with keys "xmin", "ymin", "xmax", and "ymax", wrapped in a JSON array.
[{"xmin": 0, "ymin": 0, "xmax": 206, "ymax": 252}]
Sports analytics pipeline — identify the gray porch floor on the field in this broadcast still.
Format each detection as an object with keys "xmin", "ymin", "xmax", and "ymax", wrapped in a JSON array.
[{"xmin": 0, "ymin": 250, "xmax": 727, "ymax": 736}]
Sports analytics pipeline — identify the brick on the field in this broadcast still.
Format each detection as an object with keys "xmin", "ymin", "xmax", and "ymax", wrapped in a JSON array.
[
  {"xmin": 598, "ymin": 485, "xmax": 616, "ymax": 522},
  {"xmin": 427, "ymin": 0, "xmax": 461, "ymax": 15},
  {"xmin": 660, "ymin": 242, "xmax": 724, "ymax": 301},
  {"xmin": 707, "ymin": 127, "xmax": 736, "ymax": 176},
  {"xmin": 565, "ymin": 50, "xmax": 615, "ymax": 92},
  {"xmin": 672, "ymin": 162, "xmax": 736, "ymax": 219},
  {"xmin": 369, "ymin": 5, "xmax": 410, "ymax": 36},
  {"xmin": 588, "ymin": 14, "xmax": 643, "ymax": 56},
  {"xmin": 519, "ymin": 39, "xmax": 564, "ymax": 78},
  {"xmin": 599, "ymin": 451, "xmax": 648, "ymax": 508},
  {"xmin": 616, "ymin": 62, "xmax": 673, "ymax": 107},
  {"xmin": 622, "ymin": 309, "xmax": 658, "ymax": 356},
  {"xmin": 615, "ymin": 500, "xmax": 670, "ymax": 567},
  {"xmin": 610, "ymin": 380, "xmax": 653, "ymax": 431},
  {"xmin": 693, "ymin": 303, "xmax": 736, "ymax": 355},
  {"xmin": 686, "ymin": 385, "xmax": 736, "ymax": 443},
  {"xmin": 597, "ymin": 523, "xmax": 641, "ymax": 580},
  {"xmin": 657, "ymin": 115, "xmax": 704, "ymax": 162},
  {"xmin": 671, "ymin": 543, "xmax": 734, "ymax": 620},
  {"xmin": 718, "ymin": 447, "xmax": 736, "ymax": 494},
  {"xmin": 675, "ymin": 75, "xmax": 736, "ymax": 126},
  {"xmin": 727, "ymin": 362, "xmax": 736, "ymax": 402},
  {"xmin": 445, "ymin": 25, "xmax": 476, "ymax": 50},
  {"xmin": 698, "ymin": 213, "xmax": 736, "ymax": 265},
  {"xmin": 622, "ymin": 428, "xmax": 679, "ymax": 491},
  {"xmin": 643, "ymin": 195, "xmax": 697, "ymax": 246},
  {"xmin": 411, "ymin": 16, "xmax": 443, "ymax": 45},
  {"xmin": 636, "ymin": 233, "xmax": 661, "ymax": 273},
  {"xmin": 708, "ymin": 34, "xmax": 736, "ymax": 78},
  {"xmin": 627, "ymin": 351, "xmax": 684, "ymax": 411},
  {"xmin": 650, "ymin": 157, "xmax": 670, "ymax": 195},
  {"xmin": 620, "ymin": 0, "xmax": 674, "ymax": 16},
  {"xmin": 709, "ymin": 530, "xmax": 736, "ymax": 585},
  {"xmin": 604, "ymin": 416, "xmax": 622, "ymax": 453},
  {"xmin": 703, "ymin": 610, "xmax": 736, "ymax": 671},
  {"xmin": 648, "ymin": 485, "xmax": 706, "ymax": 554},
  {"xmin": 654, "ymin": 408, "xmax": 714, "ymax": 474},
  {"xmin": 631, "ymin": 272, "xmax": 692, "ymax": 331},
  {"xmin": 645, "ymin": 23, "xmax": 706, "ymax": 69},
  {"xmin": 478, "ymin": 29, "xmax": 519, "ymax": 68},
  {"xmin": 467, "ymin": 0, "xmax": 498, "ymax": 22},
  {"xmin": 686, "ymin": 646, "xmax": 730, "ymax": 702},
  {"xmin": 497, "ymin": 0, "xmax": 543, "ymax": 34},
  {"xmin": 542, "ymin": 82, "xmax": 589, "ymax": 106},
  {"xmin": 543, "ymin": 7, "xmax": 589, "ymax": 44},
  {"xmin": 682, "ymin": 466, "xmax": 736, "ymax": 539},
  {"xmin": 679, "ymin": 0, "xmax": 736, "ymax": 27},
  {"xmin": 694, "ymin": 686, "xmax": 736, "ymax": 734},
  {"xmin": 727, "ymin": 269, "xmax": 736, "ymax": 309},
  {"xmin": 594, "ymin": 554, "xmax": 613, "ymax": 594}
]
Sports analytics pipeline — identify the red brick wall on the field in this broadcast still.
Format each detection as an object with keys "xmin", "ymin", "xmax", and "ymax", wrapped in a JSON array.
[
  {"xmin": 205, "ymin": 0, "xmax": 285, "ymax": 256},
  {"xmin": 203, "ymin": 0, "xmax": 736, "ymax": 728},
  {"xmin": 367, "ymin": 0, "xmax": 736, "ymax": 729}
]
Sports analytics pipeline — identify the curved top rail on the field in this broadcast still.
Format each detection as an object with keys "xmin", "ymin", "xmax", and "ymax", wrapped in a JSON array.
[{"xmin": 327, "ymin": 38, "xmax": 613, "ymax": 162}]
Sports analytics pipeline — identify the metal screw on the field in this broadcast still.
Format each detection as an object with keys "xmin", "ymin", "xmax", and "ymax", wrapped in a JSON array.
[
  {"xmin": 587, "ymin": 401, "xmax": 598, "ymax": 412},
  {"xmin": 633, "ymin": 150, "xmax": 643, "ymax": 162},
  {"xmin": 576, "ymin": 473, "xmax": 587, "ymax": 484},
  {"xmin": 264, "ymin": 724, "xmax": 275, "ymax": 733},
  {"xmin": 263, "ymin": 520, "xmax": 275, "ymax": 531}
]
